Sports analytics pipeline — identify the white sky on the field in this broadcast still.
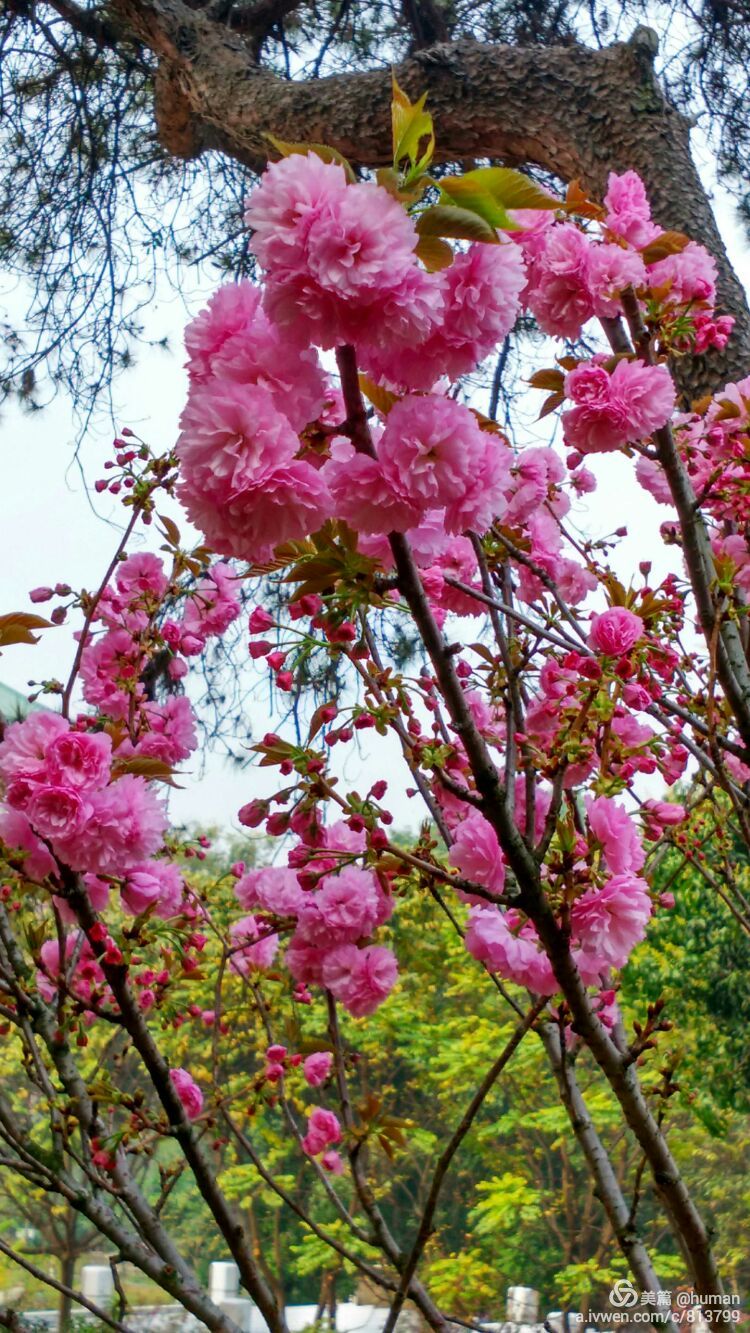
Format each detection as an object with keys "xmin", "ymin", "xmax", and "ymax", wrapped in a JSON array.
[{"xmin": 1, "ymin": 133, "xmax": 748, "ymax": 835}]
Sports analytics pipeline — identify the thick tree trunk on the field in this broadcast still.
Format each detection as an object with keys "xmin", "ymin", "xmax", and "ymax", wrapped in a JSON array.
[{"xmin": 111, "ymin": 0, "xmax": 749, "ymax": 396}]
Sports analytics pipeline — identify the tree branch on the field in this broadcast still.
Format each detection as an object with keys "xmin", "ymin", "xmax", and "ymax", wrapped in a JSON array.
[{"xmin": 97, "ymin": 0, "xmax": 749, "ymax": 393}]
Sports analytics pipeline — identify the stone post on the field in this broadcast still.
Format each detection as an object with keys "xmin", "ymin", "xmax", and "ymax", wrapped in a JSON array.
[
  {"xmin": 507, "ymin": 1288, "xmax": 540, "ymax": 1325},
  {"xmin": 80, "ymin": 1265, "xmax": 115, "ymax": 1312},
  {"xmin": 209, "ymin": 1260, "xmax": 253, "ymax": 1331}
]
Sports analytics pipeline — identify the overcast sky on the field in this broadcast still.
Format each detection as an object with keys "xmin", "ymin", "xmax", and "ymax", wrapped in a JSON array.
[{"xmin": 2, "ymin": 135, "xmax": 748, "ymax": 835}]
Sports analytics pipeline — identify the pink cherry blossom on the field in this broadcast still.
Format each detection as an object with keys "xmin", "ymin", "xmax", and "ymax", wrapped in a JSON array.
[
  {"xmin": 246, "ymin": 152, "xmax": 350, "ymax": 271},
  {"xmin": 642, "ymin": 800, "xmax": 687, "ymax": 838},
  {"xmin": 449, "ymin": 810, "xmax": 505, "ymax": 897},
  {"xmin": 126, "ymin": 696, "xmax": 198, "ymax": 766},
  {"xmin": 169, "ymin": 1067, "xmax": 204, "ymax": 1121},
  {"xmin": 247, "ymin": 153, "xmax": 440, "ymax": 352},
  {"xmin": 323, "ymin": 820, "xmax": 367, "ymax": 854},
  {"xmin": 325, "ymin": 449, "xmax": 420, "ymax": 535},
  {"xmin": 586, "ymin": 242, "xmax": 647, "ymax": 316},
  {"xmin": 0, "ymin": 711, "xmax": 69, "ymax": 783},
  {"xmin": 525, "ymin": 223, "xmax": 594, "ymax": 339},
  {"xmin": 0, "ymin": 808, "xmax": 56, "ymax": 881},
  {"xmin": 180, "ymin": 453, "xmax": 332, "ymax": 562},
  {"xmin": 603, "ymin": 171, "xmax": 659, "ymax": 248},
  {"xmin": 444, "ymin": 436, "xmax": 512, "ymax": 535},
  {"xmin": 115, "ymin": 552, "xmax": 169, "ymax": 602},
  {"xmin": 54, "ymin": 775, "xmax": 166, "ymax": 876},
  {"xmin": 562, "ymin": 359, "xmax": 675, "ymax": 454},
  {"xmin": 362, "ymin": 241, "xmax": 526, "ymax": 390},
  {"xmin": 303, "ymin": 1052, "xmax": 334, "ymax": 1087},
  {"xmin": 285, "ymin": 938, "xmax": 328, "ymax": 986},
  {"xmin": 586, "ymin": 795, "xmax": 645, "ymax": 875},
  {"xmin": 379, "ymin": 395, "xmax": 489, "ymax": 511},
  {"xmin": 27, "ymin": 785, "xmax": 93, "ymax": 841},
  {"xmin": 321, "ymin": 1150, "xmax": 345, "ymax": 1175},
  {"xmin": 185, "ymin": 279, "xmax": 267, "ymax": 379},
  {"xmin": 121, "ymin": 861, "xmax": 185, "ymax": 918},
  {"xmin": 235, "ymin": 865, "xmax": 306, "ymax": 916},
  {"xmin": 505, "ymin": 446, "xmax": 565, "ymax": 526},
  {"xmin": 648, "ymin": 241, "xmax": 717, "ymax": 306},
  {"xmin": 635, "ymin": 454, "xmax": 673, "ymax": 505},
  {"xmin": 301, "ymin": 1105, "xmax": 341, "ymax": 1156},
  {"xmin": 465, "ymin": 907, "xmax": 558, "ymax": 995},
  {"xmin": 37, "ymin": 934, "xmax": 107, "ymax": 1007},
  {"xmin": 296, "ymin": 866, "xmax": 387, "ymax": 946},
  {"xmin": 80, "ymin": 629, "xmax": 145, "ymax": 720},
  {"xmin": 611, "ymin": 359, "xmax": 676, "ymax": 438},
  {"xmin": 181, "ymin": 563, "xmax": 242, "ymax": 648},
  {"xmin": 228, "ymin": 915, "xmax": 279, "ymax": 973},
  {"xmin": 439, "ymin": 241, "xmax": 526, "ymax": 368},
  {"xmin": 45, "ymin": 730, "xmax": 112, "ymax": 790},
  {"xmin": 184, "ymin": 279, "xmax": 327, "ymax": 431},
  {"xmin": 321, "ymin": 943, "xmax": 398, "ymax": 1016},
  {"xmin": 249, "ymin": 606, "xmax": 275, "ymax": 634},
  {"xmin": 177, "ymin": 380, "xmax": 297, "ymax": 492},
  {"xmin": 571, "ymin": 874, "xmax": 652, "ymax": 970},
  {"xmin": 589, "ymin": 607, "xmax": 643, "ymax": 656}
]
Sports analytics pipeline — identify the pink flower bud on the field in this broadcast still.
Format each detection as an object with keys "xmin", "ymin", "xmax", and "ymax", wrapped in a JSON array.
[
  {"xmin": 238, "ymin": 799, "xmax": 268, "ymax": 828},
  {"xmin": 249, "ymin": 640, "xmax": 272, "ymax": 659},
  {"xmin": 249, "ymin": 606, "xmax": 275, "ymax": 634}
]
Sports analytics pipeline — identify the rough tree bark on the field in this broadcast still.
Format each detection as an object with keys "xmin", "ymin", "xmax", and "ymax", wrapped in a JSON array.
[{"xmin": 92, "ymin": 0, "xmax": 750, "ymax": 396}]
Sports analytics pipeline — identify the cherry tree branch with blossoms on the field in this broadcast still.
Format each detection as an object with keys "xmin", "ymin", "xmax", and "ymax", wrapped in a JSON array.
[{"xmin": 1, "ymin": 79, "xmax": 749, "ymax": 1327}]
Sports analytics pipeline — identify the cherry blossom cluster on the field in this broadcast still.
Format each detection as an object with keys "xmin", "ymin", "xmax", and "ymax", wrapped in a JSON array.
[{"xmin": 0, "ymin": 122, "xmax": 742, "ymax": 1147}]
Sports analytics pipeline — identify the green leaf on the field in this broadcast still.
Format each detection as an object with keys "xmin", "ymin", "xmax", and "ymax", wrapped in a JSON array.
[
  {"xmin": 440, "ymin": 167, "xmax": 559, "ymax": 231},
  {"xmin": 439, "ymin": 175, "xmax": 513, "ymax": 230},
  {"xmin": 416, "ymin": 205, "xmax": 499, "ymax": 245},
  {"xmin": 466, "ymin": 166, "xmax": 560, "ymax": 211},
  {"xmin": 391, "ymin": 73, "xmax": 434, "ymax": 173},
  {"xmin": 0, "ymin": 612, "xmax": 52, "ymax": 649},
  {"xmin": 264, "ymin": 134, "xmax": 356, "ymax": 183}
]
